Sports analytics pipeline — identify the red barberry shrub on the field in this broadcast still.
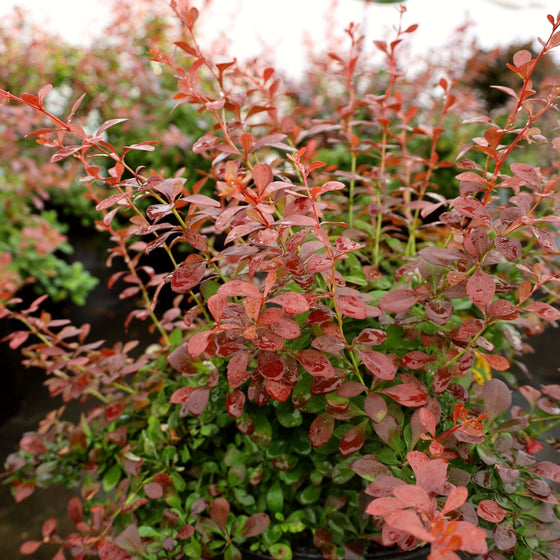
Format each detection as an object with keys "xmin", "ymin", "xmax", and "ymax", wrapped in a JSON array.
[{"xmin": 1, "ymin": 3, "xmax": 560, "ymax": 560}]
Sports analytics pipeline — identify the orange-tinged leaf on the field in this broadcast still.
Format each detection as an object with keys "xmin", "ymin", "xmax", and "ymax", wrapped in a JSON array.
[
  {"xmin": 441, "ymin": 486, "xmax": 468, "ymax": 516},
  {"xmin": 393, "ymin": 484, "xmax": 432, "ymax": 512}
]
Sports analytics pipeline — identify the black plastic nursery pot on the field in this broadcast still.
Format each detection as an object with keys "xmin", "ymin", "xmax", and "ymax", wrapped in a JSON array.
[{"xmin": 237, "ymin": 546, "xmax": 430, "ymax": 560}]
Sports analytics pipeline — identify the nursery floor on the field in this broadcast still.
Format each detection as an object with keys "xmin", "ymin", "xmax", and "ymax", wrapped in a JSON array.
[
  {"xmin": 0, "ymin": 234, "xmax": 559, "ymax": 559},
  {"xmin": 0, "ymin": 234, "xmax": 152, "ymax": 560}
]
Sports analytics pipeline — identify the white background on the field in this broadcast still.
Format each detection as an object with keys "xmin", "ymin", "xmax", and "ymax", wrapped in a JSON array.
[{"xmin": 2, "ymin": 0, "xmax": 559, "ymax": 77}]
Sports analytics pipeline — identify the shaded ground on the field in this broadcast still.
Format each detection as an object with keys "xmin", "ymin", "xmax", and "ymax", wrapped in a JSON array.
[{"xmin": 0, "ymin": 235, "xmax": 149, "ymax": 560}]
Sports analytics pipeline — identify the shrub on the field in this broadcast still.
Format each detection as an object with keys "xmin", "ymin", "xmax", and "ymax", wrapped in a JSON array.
[{"xmin": 1, "ymin": 3, "xmax": 560, "ymax": 560}]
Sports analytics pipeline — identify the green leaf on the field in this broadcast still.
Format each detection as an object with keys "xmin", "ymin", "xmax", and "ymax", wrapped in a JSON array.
[
  {"xmin": 251, "ymin": 412, "xmax": 272, "ymax": 447},
  {"xmin": 291, "ymin": 429, "xmax": 312, "ymax": 455},
  {"xmin": 279, "ymin": 464, "xmax": 303, "ymax": 485},
  {"xmin": 267, "ymin": 481, "xmax": 284, "ymax": 513},
  {"xmin": 332, "ymin": 460, "xmax": 355, "ymax": 485},
  {"xmin": 170, "ymin": 472, "xmax": 187, "ymax": 492},
  {"xmin": 162, "ymin": 446, "xmax": 178, "ymax": 465},
  {"xmin": 169, "ymin": 327, "xmax": 184, "ymax": 347},
  {"xmin": 233, "ymin": 487, "xmax": 255, "ymax": 507},
  {"xmin": 268, "ymin": 542, "xmax": 293, "ymax": 560},
  {"xmin": 102, "ymin": 463, "xmax": 122, "ymax": 493},
  {"xmin": 183, "ymin": 540, "xmax": 202, "ymax": 558},
  {"xmin": 275, "ymin": 402, "xmax": 302, "ymax": 428},
  {"xmin": 298, "ymin": 485, "xmax": 321, "ymax": 505},
  {"xmin": 224, "ymin": 544, "xmax": 242, "ymax": 560},
  {"xmin": 201, "ymin": 279, "xmax": 220, "ymax": 301},
  {"xmin": 228, "ymin": 463, "xmax": 247, "ymax": 486}
]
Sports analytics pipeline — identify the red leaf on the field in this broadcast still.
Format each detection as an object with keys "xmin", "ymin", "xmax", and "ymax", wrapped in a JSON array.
[
  {"xmin": 257, "ymin": 351, "xmax": 285, "ymax": 381},
  {"xmin": 14, "ymin": 482, "xmax": 35, "ymax": 502},
  {"xmin": 477, "ymin": 499, "xmax": 507, "ymax": 523},
  {"xmin": 50, "ymin": 144, "xmax": 85, "ymax": 162},
  {"xmin": 510, "ymin": 162, "xmax": 539, "ymax": 185},
  {"xmin": 295, "ymin": 349, "xmax": 335, "ymax": 378},
  {"xmin": 270, "ymin": 317, "xmax": 301, "ymax": 340},
  {"xmin": 453, "ymin": 196, "xmax": 490, "ymax": 221},
  {"xmin": 466, "ymin": 268, "xmax": 495, "ymax": 308},
  {"xmin": 20, "ymin": 434, "xmax": 46, "ymax": 455},
  {"xmin": 312, "ymin": 335, "xmax": 345, "ymax": 354},
  {"xmin": 52, "ymin": 548, "xmax": 66, "ymax": 560},
  {"xmin": 188, "ymin": 330, "xmax": 212, "ymax": 357},
  {"xmin": 529, "ymin": 461, "xmax": 560, "ymax": 483},
  {"xmin": 189, "ymin": 388, "xmax": 210, "ymax": 416},
  {"xmin": 177, "ymin": 525, "xmax": 195, "ymax": 540},
  {"xmin": 542, "ymin": 384, "xmax": 560, "ymax": 399},
  {"xmin": 365, "ymin": 496, "xmax": 403, "ymax": 517},
  {"xmin": 9, "ymin": 331, "xmax": 30, "ymax": 350},
  {"xmin": 413, "ymin": 458, "xmax": 447, "ymax": 493},
  {"xmin": 393, "ymin": 484, "xmax": 432, "ymax": 512},
  {"xmin": 264, "ymin": 378, "xmax": 293, "ymax": 402},
  {"xmin": 364, "ymin": 392, "xmax": 387, "ymax": 423},
  {"xmin": 227, "ymin": 349, "xmax": 250, "ymax": 388},
  {"xmin": 532, "ymin": 227, "xmax": 557, "ymax": 253},
  {"xmin": 306, "ymin": 254, "xmax": 333, "ymax": 273},
  {"xmin": 170, "ymin": 386, "xmax": 196, "ymax": 404},
  {"xmin": 482, "ymin": 378, "xmax": 512, "ymax": 422},
  {"xmin": 350, "ymin": 455, "xmax": 390, "ymax": 479},
  {"xmin": 378, "ymin": 289, "xmax": 418, "ymax": 314},
  {"xmin": 335, "ymin": 293, "xmax": 367, "ymax": 319},
  {"xmin": 400, "ymin": 351, "xmax": 435, "ymax": 370},
  {"xmin": 171, "ymin": 262, "xmax": 206, "ymax": 293},
  {"xmin": 68, "ymin": 497, "xmax": 83, "ymax": 524},
  {"xmin": 210, "ymin": 497, "xmax": 230, "ymax": 530},
  {"xmin": 382, "ymin": 384, "xmax": 428, "ymax": 407},
  {"xmin": 310, "ymin": 413, "xmax": 334, "ymax": 448},
  {"xmin": 242, "ymin": 513, "xmax": 270, "ymax": 537},
  {"xmin": 487, "ymin": 299, "xmax": 519, "ymax": 320},
  {"xmin": 218, "ymin": 279, "xmax": 262, "ymax": 300},
  {"xmin": 479, "ymin": 352, "xmax": 510, "ymax": 372},
  {"xmin": 352, "ymin": 328, "xmax": 387, "ymax": 346},
  {"xmin": 268, "ymin": 292, "xmax": 309, "ymax": 315},
  {"xmin": 419, "ymin": 407, "xmax": 436, "ymax": 436},
  {"xmin": 419, "ymin": 246, "xmax": 465, "ymax": 267},
  {"xmin": 433, "ymin": 368, "xmax": 451, "ymax": 394},
  {"xmin": 254, "ymin": 327, "xmax": 283, "ymax": 351},
  {"xmin": 337, "ymin": 381, "xmax": 367, "ymax": 398},
  {"xmin": 253, "ymin": 163, "xmax": 273, "ymax": 193},
  {"xmin": 493, "ymin": 524, "xmax": 517, "ymax": 551},
  {"xmin": 524, "ymin": 301, "xmax": 560, "ymax": 322},
  {"xmin": 312, "ymin": 181, "xmax": 346, "ymax": 200},
  {"xmin": 144, "ymin": 482, "xmax": 164, "ymax": 499},
  {"xmin": 339, "ymin": 422, "xmax": 367, "ymax": 457},
  {"xmin": 441, "ymin": 486, "xmax": 468, "ymax": 515},
  {"xmin": 105, "ymin": 403, "xmax": 125, "ymax": 422},
  {"xmin": 494, "ymin": 236, "xmax": 522, "ymax": 261},
  {"xmin": 20, "ymin": 541, "xmax": 42, "ymax": 555},
  {"xmin": 225, "ymin": 390, "xmax": 245, "ymax": 417},
  {"xmin": 425, "ymin": 298, "xmax": 454, "ymax": 326},
  {"xmin": 385, "ymin": 510, "xmax": 434, "ymax": 542},
  {"xmin": 357, "ymin": 350, "xmax": 396, "ymax": 381},
  {"xmin": 225, "ymin": 222, "xmax": 264, "ymax": 244}
]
